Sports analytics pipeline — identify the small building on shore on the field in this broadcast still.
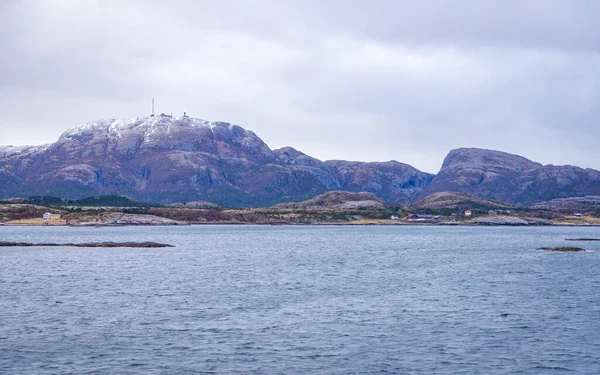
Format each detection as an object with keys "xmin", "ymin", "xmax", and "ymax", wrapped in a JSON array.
[
  {"xmin": 464, "ymin": 210, "xmax": 472, "ymax": 217},
  {"xmin": 43, "ymin": 212, "xmax": 61, "ymax": 220},
  {"xmin": 405, "ymin": 214, "xmax": 434, "ymax": 221}
]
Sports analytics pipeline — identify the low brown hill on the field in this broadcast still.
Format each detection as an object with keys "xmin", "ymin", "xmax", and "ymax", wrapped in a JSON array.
[
  {"xmin": 273, "ymin": 191, "xmax": 385, "ymax": 210},
  {"xmin": 530, "ymin": 196, "xmax": 600, "ymax": 211},
  {"xmin": 411, "ymin": 191, "xmax": 514, "ymax": 209},
  {"xmin": 167, "ymin": 200, "xmax": 220, "ymax": 209}
]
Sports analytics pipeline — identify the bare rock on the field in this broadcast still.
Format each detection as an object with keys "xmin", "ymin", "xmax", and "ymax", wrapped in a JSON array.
[
  {"xmin": 470, "ymin": 216, "xmax": 530, "ymax": 226},
  {"xmin": 68, "ymin": 212, "xmax": 186, "ymax": 226}
]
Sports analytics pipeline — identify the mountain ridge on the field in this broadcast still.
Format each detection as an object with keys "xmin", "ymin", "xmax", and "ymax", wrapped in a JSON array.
[
  {"xmin": 0, "ymin": 116, "xmax": 433, "ymax": 206},
  {"xmin": 2, "ymin": 117, "xmax": 600, "ymax": 207},
  {"xmin": 421, "ymin": 147, "xmax": 600, "ymax": 205}
]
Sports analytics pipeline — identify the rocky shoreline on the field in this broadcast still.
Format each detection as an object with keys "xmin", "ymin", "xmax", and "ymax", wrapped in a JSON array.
[
  {"xmin": 67, "ymin": 213, "xmax": 186, "ymax": 226},
  {"xmin": 469, "ymin": 216, "xmax": 553, "ymax": 226},
  {"xmin": 3, "ymin": 219, "xmax": 600, "ymax": 227}
]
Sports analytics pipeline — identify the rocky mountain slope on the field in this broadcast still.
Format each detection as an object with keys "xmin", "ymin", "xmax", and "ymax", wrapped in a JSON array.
[
  {"xmin": 421, "ymin": 148, "xmax": 600, "ymax": 205},
  {"xmin": 0, "ymin": 116, "xmax": 433, "ymax": 206},
  {"xmin": 3, "ymin": 118, "xmax": 600, "ymax": 207}
]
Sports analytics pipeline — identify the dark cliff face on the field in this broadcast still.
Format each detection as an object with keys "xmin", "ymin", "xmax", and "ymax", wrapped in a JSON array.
[
  {"xmin": 325, "ymin": 160, "xmax": 434, "ymax": 204},
  {"xmin": 421, "ymin": 148, "xmax": 600, "ymax": 205},
  {"xmin": 0, "ymin": 116, "xmax": 433, "ymax": 206}
]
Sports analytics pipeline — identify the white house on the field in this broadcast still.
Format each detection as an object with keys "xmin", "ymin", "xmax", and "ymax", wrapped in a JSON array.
[{"xmin": 43, "ymin": 212, "xmax": 61, "ymax": 220}]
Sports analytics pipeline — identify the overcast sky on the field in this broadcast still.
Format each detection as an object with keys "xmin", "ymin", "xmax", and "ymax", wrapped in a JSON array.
[{"xmin": 1, "ymin": 0, "xmax": 599, "ymax": 173}]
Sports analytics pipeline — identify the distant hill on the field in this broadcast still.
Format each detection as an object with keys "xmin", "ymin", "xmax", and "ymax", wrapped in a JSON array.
[
  {"xmin": 411, "ymin": 191, "xmax": 514, "ymax": 210},
  {"xmin": 273, "ymin": 191, "xmax": 385, "ymax": 210},
  {"xmin": 530, "ymin": 196, "xmax": 600, "ymax": 211},
  {"xmin": 421, "ymin": 148, "xmax": 600, "ymax": 205}
]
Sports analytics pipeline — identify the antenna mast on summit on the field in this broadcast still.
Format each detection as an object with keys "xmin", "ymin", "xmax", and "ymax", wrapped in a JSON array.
[{"xmin": 151, "ymin": 98, "xmax": 155, "ymax": 117}]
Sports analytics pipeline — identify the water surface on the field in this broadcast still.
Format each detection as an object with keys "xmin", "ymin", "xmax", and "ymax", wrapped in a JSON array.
[{"xmin": 1, "ymin": 225, "xmax": 600, "ymax": 374}]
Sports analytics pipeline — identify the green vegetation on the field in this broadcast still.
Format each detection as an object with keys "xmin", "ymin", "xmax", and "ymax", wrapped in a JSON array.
[
  {"xmin": 71, "ymin": 195, "xmax": 147, "ymax": 207},
  {"xmin": 18, "ymin": 195, "xmax": 152, "ymax": 208},
  {"xmin": 23, "ymin": 196, "xmax": 66, "ymax": 205}
]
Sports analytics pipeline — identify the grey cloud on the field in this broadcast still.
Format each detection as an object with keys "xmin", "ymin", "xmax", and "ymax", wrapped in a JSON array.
[{"xmin": 1, "ymin": 0, "xmax": 600, "ymax": 173}]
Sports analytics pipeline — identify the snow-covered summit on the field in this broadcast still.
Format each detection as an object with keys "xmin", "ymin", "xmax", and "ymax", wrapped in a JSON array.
[
  {"xmin": 56, "ymin": 115, "xmax": 274, "ymax": 160},
  {"xmin": 60, "ymin": 115, "xmax": 211, "ymax": 139},
  {"xmin": 0, "ymin": 144, "xmax": 51, "ymax": 158}
]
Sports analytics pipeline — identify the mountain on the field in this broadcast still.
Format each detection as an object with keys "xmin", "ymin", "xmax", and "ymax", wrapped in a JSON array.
[
  {"xmin": 411, "ymin": 192, "xmax": 514, "ymax": 210},
  {"xmin": 0, "ymin": 116, "xmax": 433, "ymax": 206},
  {"xmin": 421, "ymin": 148, "xmax": 600, "ymax": 205},
  {"xmin": 4, "ymin": 118, "xmax": 600, "ymax": 207},
  {"xmin": 273, "ymin": 191, "xmax": 385, "ymax": 210}
]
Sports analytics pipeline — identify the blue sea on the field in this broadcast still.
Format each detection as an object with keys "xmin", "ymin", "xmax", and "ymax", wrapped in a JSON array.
[{"xmin": 1, "ymin": 225, "xmax": 600, "ymax": 374}]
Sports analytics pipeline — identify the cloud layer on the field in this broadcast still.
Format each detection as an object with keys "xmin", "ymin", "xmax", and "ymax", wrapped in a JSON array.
[{"xmin": 2, "ymin": 0, "xmax": 599, "ymax": 173}]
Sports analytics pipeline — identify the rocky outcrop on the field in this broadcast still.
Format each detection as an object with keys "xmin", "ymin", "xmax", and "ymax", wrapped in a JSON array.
[
  {"xmin": 537, "ymin": 246, "xmax": 584, "ymax": 252},
  {"xmin": 273, "ymin": 191, "xmax": 385, "ymax": 210},
  {"xmin": 67, "ymin": 212, "xmax": 186, "ymax": 226},
  {"xmin": 0, "ymin": 116, "xmax": 433, "ymax": 206},
  {"xmin": 470, "ymin": 216, "xmax": 552, "ymax": 226},
  {"xmin": 422, "ymin": 148, "xmax": 600, "ymax": 205}
]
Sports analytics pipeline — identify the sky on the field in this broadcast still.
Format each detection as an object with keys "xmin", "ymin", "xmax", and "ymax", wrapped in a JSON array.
[{"xmin": 1, "ymin": 0, "xmax": 599, "ymax": 173}]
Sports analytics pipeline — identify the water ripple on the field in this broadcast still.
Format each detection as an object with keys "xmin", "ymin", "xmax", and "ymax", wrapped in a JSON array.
[{"xmin": 1, "ymin": 225, "xmax": 600, "ymax": 374}]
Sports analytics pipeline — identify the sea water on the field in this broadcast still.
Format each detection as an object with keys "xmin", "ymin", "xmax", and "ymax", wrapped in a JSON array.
[{"xmin": 1, "ymin": 225, "xmax": 599, "ymax": 374}]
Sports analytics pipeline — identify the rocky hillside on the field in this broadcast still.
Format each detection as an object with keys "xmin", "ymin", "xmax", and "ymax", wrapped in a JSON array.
[
  {"xmin": 411, "ymin": 192, "xmax": 514, "ymax": 209},
  {"xmin": 0, "ymin": 116, "xmax": 433, "ymax": 206},
  {"xmin": 273, "ymin": 191, "xmax": 385, "ymax": 210},
  {"xmin": 4, "ymin": 119, "xmax": 600, "ymax": 207},
  {"xmin": 421, "ymin": 148, "xmax": 600, "ymax": 205}
]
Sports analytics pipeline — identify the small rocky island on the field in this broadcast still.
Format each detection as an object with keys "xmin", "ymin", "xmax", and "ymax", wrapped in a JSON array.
[
  {"xmin": 537, "ymin": 246, "xmax": 584, "ymax": 252},
  {"xmin": 0, "ymin": 241, "xmax": 173, "ymax": 248}
]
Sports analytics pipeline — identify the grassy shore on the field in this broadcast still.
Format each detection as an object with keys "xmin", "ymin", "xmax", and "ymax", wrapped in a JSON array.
[
  {"xmin": 4, "ymin": 218, "xmax": 68, "ymax": 226},
  {"xmin": 1, "ymin": 202, "xmax": 599, "ymax": 226}
]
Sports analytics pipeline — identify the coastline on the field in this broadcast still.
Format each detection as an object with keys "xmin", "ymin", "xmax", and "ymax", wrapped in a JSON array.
[{"xmin": 2, "ymin": 221, "xmax": 600, "ymax": 227}]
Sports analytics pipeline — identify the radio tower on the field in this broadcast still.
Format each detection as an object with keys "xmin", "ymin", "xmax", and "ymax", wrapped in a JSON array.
[{"xmin": 151, "ymin": 98, "xmax": 155, "ymax": 117}]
